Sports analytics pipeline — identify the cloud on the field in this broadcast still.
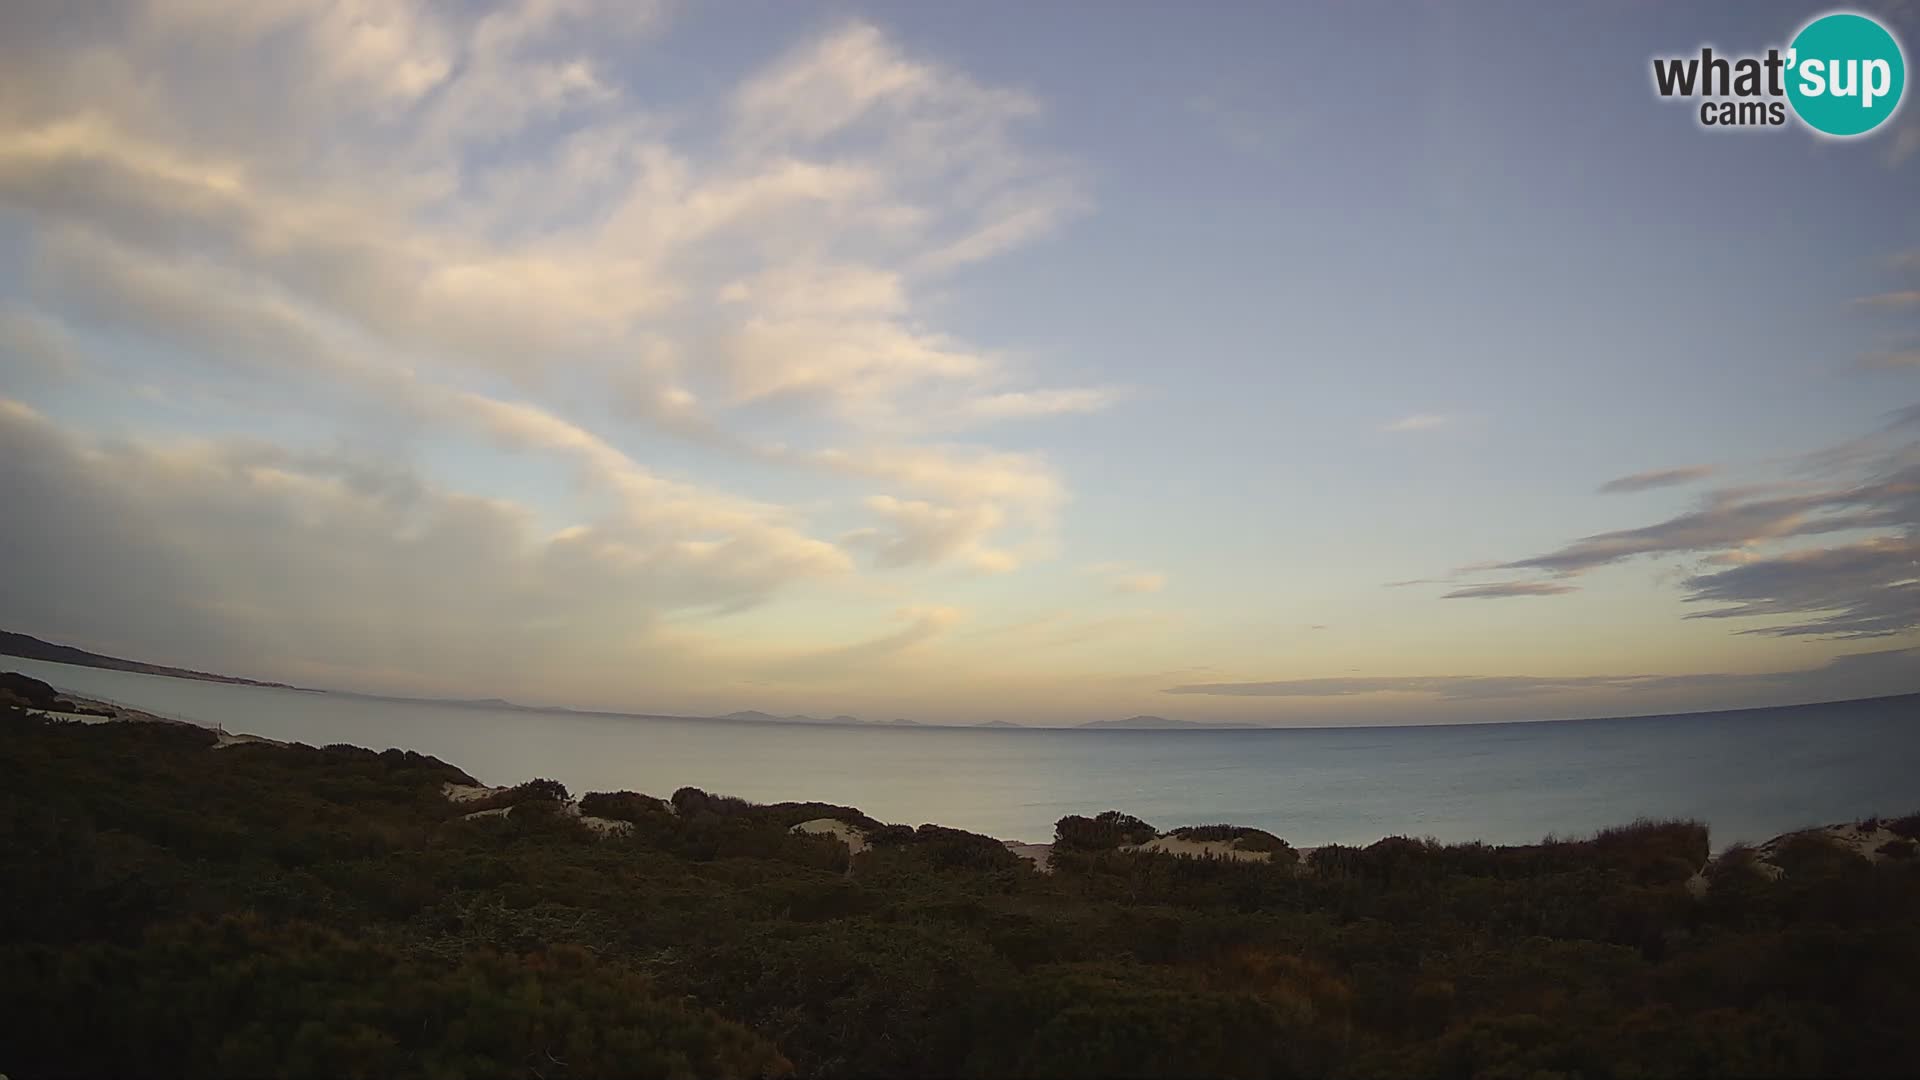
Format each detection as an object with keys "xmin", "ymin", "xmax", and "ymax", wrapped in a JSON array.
[
  {"xmin": 1382, "ymin": 413, "xmax": 1451, "ymax": 432},
  {"xmin": 840, "ymin": 495, "xmax": 1016, "ymax": 573},
  {"xmin": 0, "ymin": 306, "xmax": 84, "ymax": 379},
  {"xmin": 1865, "ymin": 348, "xmax": 1920, "ymax": 369},
  {"xmin": 1856, "ymin": 291, "xmax": 1920, "ymax": 310},
  {"xmin": 1163, "ymin": 647, "xmax": 1920, "ymax": 702},
  {"xmin": 729, "ymin": 20, "xmax": 1084, "ymax": 277},
  {"xmin": 1084, "ymin": 561, "xmax": 1166, "ymax": 594},
  {"xmin": 0, "ymin": 3, "xmax": 1104, "ymax": 618},
  {"xmin": 1679, "ymin": 536, "xmax": 1920, "ymax": 638},
  {"xmin": 732, "ymin": 21, "xmax": 947, "ymax": 144},
  {"xmin": 958, "ymin": 387, "xmax": 1124, "ymax": 422},
  {"xmin": 1441, "ymin": 581, "xmax": 1578, "ymax": 600},
  {"xmin": 761, "ymin": 604, "xmax": 962, "ymax": 678},
  {"xmin": 1889, "ymin": 121, "xmax": 1920, "ymax": 167},
  {"xmin": 1496, "ymin": 486, "xmax": 1903, "ymax": 577},
  {"xmin": 1446, "ymin": 410, "xmax": 1920, "ymax": 635},
  {"xmin": 1597, "ymin": 465, "xmax": 1716, "ymax": 494},
  {"xmin": 0, "ymin": 399, "xmax": 848, "ymax": 693}
]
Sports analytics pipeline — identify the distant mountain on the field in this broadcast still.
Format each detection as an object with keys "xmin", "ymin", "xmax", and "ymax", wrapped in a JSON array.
[
  {"xmin": 978, "ymin": 720, "xmax": 1024, "ymax": 728},
  {"xmin": 881, "ymin": 718, "xmax": 921, "ymax": 726},
  {"xmin": 1078, "ymin": 715, "xmax": 1258, "ymax": 730},
  {"xmin": 0, "ymin": 630, "xmax": 303, "ymax": 690},
  {"xmin": 720, "ymin": 710, "xmax": 868, "ymax": 725}
]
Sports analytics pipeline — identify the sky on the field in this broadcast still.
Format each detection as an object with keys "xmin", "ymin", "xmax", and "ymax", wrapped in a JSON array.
[{"xmin": 1, "ymin": 0, "xmax": 1917, "ymax": 726}]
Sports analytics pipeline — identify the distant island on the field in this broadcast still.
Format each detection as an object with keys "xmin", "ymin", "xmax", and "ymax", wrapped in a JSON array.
[
  {"xmin": 1077, "ymin": 714, "xmax": 1256, "ymax": 730},
  {"xmin": 723, "ymin": 711, "xmax": 873, "ymax": 726},
  {"xmin": 0, "ymin": 630, "xmax": 303, "ymax": 690}
]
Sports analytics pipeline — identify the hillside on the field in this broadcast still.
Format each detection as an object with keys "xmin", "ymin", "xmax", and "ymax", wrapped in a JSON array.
[
  {"xmin": 0, "ymin": 630, "xmax": 299, "ymax": 689},
  {"xmin": 5, "ymin": 704, "xmax": 1919, "ymax": 1078}
]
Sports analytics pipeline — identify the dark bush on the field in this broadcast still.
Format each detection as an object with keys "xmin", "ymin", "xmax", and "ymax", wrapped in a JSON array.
[
  {"xmin": 753, "ymin": 801, "xmax": 886, "ymax": 833},
  {"xmin": 577, "ymin": 790, "xmax": 671, "ymax": 823},
  {"xmin": 514, "ymin": 777, "xmax": 569, "ymax": 803},
  {"xmin": 0, "ymin": 672, "xmax": 61, "ymax": 708},
  {"xmin": 10, "ymin": 712, "xmax": 1920, "ymax": 1079},
  {"xmin": 1168, "ymin": 824, "xmax": 1297, "ymax": 862},
  {"xmin": 1054, "ymin": 810, "xmax": 1158, "ymax": 851},
  {"xmin": 1768, "ymin": 833, "xmax": 1867, "ymax": 878},
  {"xmin": 671, "ymin": 785, "xmax": 756, "ymax": 817}
]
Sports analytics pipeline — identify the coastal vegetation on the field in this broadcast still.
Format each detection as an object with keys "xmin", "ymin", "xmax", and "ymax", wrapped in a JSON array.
[{"xmin": 3, "ymin": 705, "xmax": 1918, "ymax": 1078}]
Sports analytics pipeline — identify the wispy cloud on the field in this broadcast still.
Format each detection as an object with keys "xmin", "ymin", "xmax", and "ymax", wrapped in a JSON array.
[
  {"xmin": 1855, "ymin": 291, "xmax": 1920, "ymax": 310},
  {"xmin": 1680, "ymin": 536, "xmax": 1920, "ymax": 638},
  {"xmin": 1442, "ymin": 581, "xmax": 1578, "ymax": 600},
  {"xmin": 1597, "ymin": 465, "xmax": 1716, "ymax": 494},
  {"xmin": 1085, "ymin": 561, "xmax": 1167, "ymax": 594},
  {"xmin": 0, "ymin": 3, "xmax": 1118, "ymax": 697},
  {"xmin": 760, "ymin": 605, "xmax": 963, "ymax": 679},
  {"xmin": 1864, "ymin": 348, "xmax": 1920, "ymax": 369},
  {"xmin": 1382, "ymin": 413, "xmax": 1452, "ymax": 433},
  {"xmin": 1443, "ymin": 409, "xmax": 1920, "ymax": 636}
]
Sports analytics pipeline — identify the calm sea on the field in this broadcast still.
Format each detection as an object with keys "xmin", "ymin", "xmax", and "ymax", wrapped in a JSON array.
[{"xmin": 8, "ymin": 657, "xmax": 1917, "ymax": 849}]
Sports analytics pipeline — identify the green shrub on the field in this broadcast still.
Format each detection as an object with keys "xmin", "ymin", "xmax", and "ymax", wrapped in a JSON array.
[
  {"xmin": 577, "ymin": 790, "xmax": 671, "ymax": 823},
  {"xmin": 1054, "ymin": 810, "xmax": 1158, "ymax": 851}
]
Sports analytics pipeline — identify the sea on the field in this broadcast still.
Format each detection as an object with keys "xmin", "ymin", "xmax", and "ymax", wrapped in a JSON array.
[{"xmin": 8, "ymin": 657, "xmax": 1917, "ymax": 850}]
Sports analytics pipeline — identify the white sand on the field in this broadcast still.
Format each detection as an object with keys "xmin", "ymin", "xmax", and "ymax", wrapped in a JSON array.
[
  {"xmin": 1684, "ymin": 870, "xmax": 1710, "ymax": 899},
  {"xmin": 1683, "ymin": 818, "xmax": 1912, "ymax": 890},
  {"xmin": 28, "ymin": 708, "xmax": 122, "ymax": 726},
  {"xmin": 576, "ymin": 814, "xmax": 635, "ymax": 836},
  {"xmin": 212, "ymin": 731, "xmax": 287, "ymax": 749},
  {"xmin": 444, "ymin": 786, "xmax": 632, "ymax": 836},
  {"xmin": 442, "ymin": 782, "xmax": 509, "ymax": 803},
  {"xmin": 554, "ymin": 796, "xmax": 635, "ymax": 836},
  {"xmin": 1003, "ymin": 841, "xmax": 1053, "ymax": 872},
  {"xmin": 792, "ymin": 818, "xmax": 870, "ymax": 855},
  {"xmin": 25, "ymin": 691, "xmax": 188, "ymax": 728},
  {"xmin": 1755, "ymin": 820, "xmax": 1913, "ymax": 868},
  {"xmin": 1122, "ymin": 835, "xmax": 1274, "ymax": 863}
]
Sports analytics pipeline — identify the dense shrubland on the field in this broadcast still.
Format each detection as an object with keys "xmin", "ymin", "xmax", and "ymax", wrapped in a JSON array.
[{"xmin": 3, "ymin": 705, "xmax": 1918, "ymax": 1078}]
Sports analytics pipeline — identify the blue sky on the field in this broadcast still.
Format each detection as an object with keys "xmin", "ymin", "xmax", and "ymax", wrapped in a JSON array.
[{"xmin": 0, "ymin": 0, "xmax": 1915, "ymax": 725}]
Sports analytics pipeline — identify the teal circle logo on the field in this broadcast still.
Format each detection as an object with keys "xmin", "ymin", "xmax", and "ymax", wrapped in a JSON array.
[{"xmin": 1786, "ymin": 12, "xmax": 1906, "ymax": 136}]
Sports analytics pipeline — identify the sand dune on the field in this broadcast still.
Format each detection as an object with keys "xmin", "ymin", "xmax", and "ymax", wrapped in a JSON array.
[
  {"xmin": 1121, "ymin": 835, "xmax": 1274, "ymax": 863},
  {"xmin": 792, "ymin": 818, "xmax": 870, "ymax": 855}
]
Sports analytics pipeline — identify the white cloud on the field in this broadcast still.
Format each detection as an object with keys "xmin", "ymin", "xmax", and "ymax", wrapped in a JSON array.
[
  {"xmin": 0, "ymin": 307, "xmax": 84, "ymax": 379},
  {"xmin": 1855, "ymin": 291, "xmax": 1920, "ymax": 310},
  {"xmin": 732, "ymin": 22, "xmax": 940, "ymax": 144},
  {"xmin": 0, "ymin": 2, "xmax": 1121, "ymax": 687},
  {"xmin": 0, "ymin": 399, "xmax": 849, "ymax": 694},
  {"xmin": 841, "ymin": 495, "xmax": 1017, "ymax": 573},
  {"xmin": 959, "ymin": 387, "xmax": 1124, "ymax": 422},
  {"xmin": 1382, "ymin": 413, "xmax": 1452, "ymax": 433},
  {"xmin": 1085, "ymin": 561, "xmax": 1167, "ymax": 594}
]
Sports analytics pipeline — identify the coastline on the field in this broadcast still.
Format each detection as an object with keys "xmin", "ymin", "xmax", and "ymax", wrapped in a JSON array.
[
  {"xmin": 21, "ymin": 678, "xmax": 1908, "ymax": 883},
  {"xmin": 10, "ymin": 691, "xmax": 1920, "ymax": 1077},
  {"xmin": 8, "ymin": 640, "xmax": 1917, "ymax": 734}
]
